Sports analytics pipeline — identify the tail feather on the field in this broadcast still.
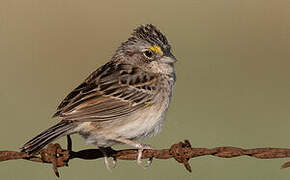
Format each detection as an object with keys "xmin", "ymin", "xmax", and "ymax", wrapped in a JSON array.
[
  {"xmin": 21, "ymin": 121, "xmax": 75, "ymax": 154},
  {"xmin": 24, "ymin": 121, "xmax": 71, "ymax": 147}
]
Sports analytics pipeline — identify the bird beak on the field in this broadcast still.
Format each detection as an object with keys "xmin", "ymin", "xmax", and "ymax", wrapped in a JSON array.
[{"xmin": 160, "ymin": 53, "xmax": 177, "ymax": 64}]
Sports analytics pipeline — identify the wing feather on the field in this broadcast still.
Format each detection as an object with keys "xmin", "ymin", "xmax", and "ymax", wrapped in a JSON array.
[{"xmin": 53, "ymin": 62, "xmax": 159, "ymax": 122}]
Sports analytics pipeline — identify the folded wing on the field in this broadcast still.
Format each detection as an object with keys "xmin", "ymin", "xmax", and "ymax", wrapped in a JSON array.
[{"xmin": 53, "ymin": 62, "xmax": 159, "ymax": 122}]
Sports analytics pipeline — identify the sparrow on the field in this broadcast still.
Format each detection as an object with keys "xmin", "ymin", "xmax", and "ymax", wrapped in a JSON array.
[{"xmin": 21, "ymin": 24, "xmax": 177, "ymax": 170}]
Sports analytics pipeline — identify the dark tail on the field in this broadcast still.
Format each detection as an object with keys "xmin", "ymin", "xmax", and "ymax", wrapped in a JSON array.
[{"xmin": 21, "ymin": 121, "xmax": 75, "ymax": 154}]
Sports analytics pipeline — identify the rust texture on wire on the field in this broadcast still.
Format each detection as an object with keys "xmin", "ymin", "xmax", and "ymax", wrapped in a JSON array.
[{"xmin": 1, "ymin": 139, "xmax": 290, "ymax": 177}]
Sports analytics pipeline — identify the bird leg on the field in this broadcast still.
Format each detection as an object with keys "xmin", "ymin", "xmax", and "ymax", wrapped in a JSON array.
[
  {"xmin": 114, "ymin": 137, "xmax": 153, "ymax": 168},
  {"xmin": 99, "ymin": 147, "xmax": 117, "ymax": 172},
  {"xmin": 112, "ymin": 157, "xmax": 117, "ymax": 168}
]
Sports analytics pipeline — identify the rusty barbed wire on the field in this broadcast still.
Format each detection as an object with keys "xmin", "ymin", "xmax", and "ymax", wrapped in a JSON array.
[{"xmin": 1, "ymin": 139, "xmax": 290, "ymax": 177}]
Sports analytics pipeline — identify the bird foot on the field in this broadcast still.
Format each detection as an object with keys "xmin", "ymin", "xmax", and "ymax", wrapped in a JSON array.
[
  {"xmin": 103, "ymin": 156, "xmax": 118, "ymax": 172},
  {"xmin": 136, "ymin": 144, "xmax": 153, "ymax": 169},
  {"xmin": 99, "ymin": 147, "xmax": 117, "ymax": 172}
]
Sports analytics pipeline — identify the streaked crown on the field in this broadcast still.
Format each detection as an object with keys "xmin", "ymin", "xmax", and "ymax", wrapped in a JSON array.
[
  {"xmin": 132, "ymin": 24, "xmax": 170, "ymax": 50},
  {"xmin": 118, "ymin": 24, "xmax": 170, "ymax": 54}
]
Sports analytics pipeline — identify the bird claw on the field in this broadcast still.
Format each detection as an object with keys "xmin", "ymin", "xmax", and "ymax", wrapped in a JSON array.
[
  {"xmin": 112, "ymin": 157, "xmax": 117, "ymax": 168},
  {"xmin": 100, "ymin": 147, "xmax": 117, "ymax": 172},
  {"xmin": 146, "ymin": 157, "xmax": 153, "ymax": 167},
  {"xmin": 136, "ymin": 144, "xmax": 153, "ymax": 169},
  {"xmin": 104, "ymin": 156, "xmax": 112, "ymax": 172},
  {"xmin": 104, "ymin": 156, "xmax": 118, "ymax": 172}
]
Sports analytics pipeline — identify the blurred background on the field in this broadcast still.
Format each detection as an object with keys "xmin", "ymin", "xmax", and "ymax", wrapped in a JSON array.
[{"xmin": 1, "ymin": 0, "xmax": 290, "ymax": 179}]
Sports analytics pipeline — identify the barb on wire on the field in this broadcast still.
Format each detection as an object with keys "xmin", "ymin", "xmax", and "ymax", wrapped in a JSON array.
[{"xmin": 1, "ymin": 139, "xmax": 290, "ymax": 177}]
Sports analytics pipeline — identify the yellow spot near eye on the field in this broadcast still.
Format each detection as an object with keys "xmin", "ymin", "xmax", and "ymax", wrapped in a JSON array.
[{"xmin": 149, "ymin": 45, "xmax": 163, "ymax": 54}]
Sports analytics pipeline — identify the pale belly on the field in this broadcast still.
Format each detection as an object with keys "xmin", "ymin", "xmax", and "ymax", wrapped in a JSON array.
[{"xmin": 75, "ymin": 101, "xmax": 169, "ymax": 147}]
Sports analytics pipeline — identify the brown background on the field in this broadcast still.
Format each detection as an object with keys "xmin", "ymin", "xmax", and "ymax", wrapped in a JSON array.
[{"xmin": 1, "ymin": 0, "xmax": 290, "ymax": 179}]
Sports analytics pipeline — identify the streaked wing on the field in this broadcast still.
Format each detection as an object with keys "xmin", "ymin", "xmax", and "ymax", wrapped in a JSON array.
[{"xmin": 53, "ymin": 62, "xmax": 159, "ymax": 122}]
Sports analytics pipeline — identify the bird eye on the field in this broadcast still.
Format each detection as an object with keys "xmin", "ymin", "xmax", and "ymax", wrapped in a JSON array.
[{"xmin": 143, "ymin": 50, "xmax": 153, "ymax": 59}]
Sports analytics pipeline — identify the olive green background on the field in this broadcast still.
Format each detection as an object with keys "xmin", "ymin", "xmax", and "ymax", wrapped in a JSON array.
[{"xmin": 1, "ymin": 0, "xmax": 290, "ymax": 179}]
